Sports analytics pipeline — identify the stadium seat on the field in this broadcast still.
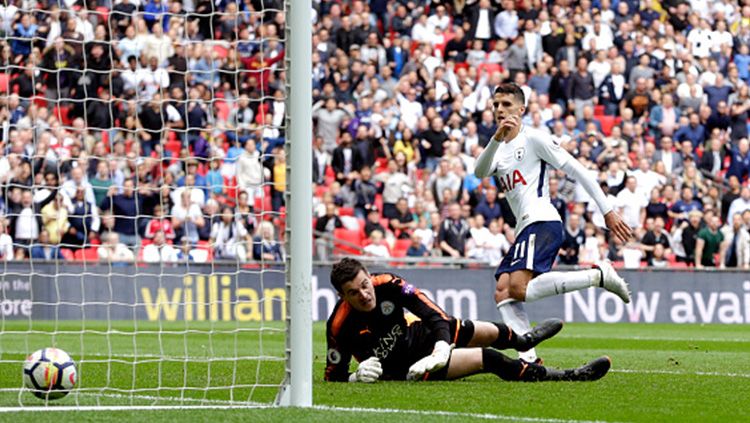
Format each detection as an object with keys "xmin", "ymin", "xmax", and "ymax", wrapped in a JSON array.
[
  {"xmin": 339, "ymin": 207, "xmax": 354, "ymax": 217},
  {"xmin": 0, "ymin": 73, "xmax": 8, "ymax": 93},
  {"xmin": 314, "ymin": 185, "xmax": 328, "ymax": 198},
  {"xmin": 224, "ymin": 176, "xmax": 238, "ymax": 200},
  {"xmin": 374, "ymin": 194, "xmax": 383, "ymax": 214},
  {"xmin": 597, "ymin": 115, "xmax": 617, "ymax": 136},
  {"xmin": 52, "ymin": 105, "xmax": 72, "ymax": 126},
  {"xmin": 392, "ymin": 239, "xmax": 411, "ymax": 258},
  {"xmin": 196, "ymin": 240, "xmax": 214, "ymax": 262},
  {"xmin": 253, "ymin": 195, "xmax": 273, "ymax": 217},
  {"xmin": 215, "ymin": 101, "xmax": 231, "ymax": 122},
  {"xmin": 477, "ymin": 63, "xmax": 502, "ymax": 77},
  {"xmin": 60, "ymin": 248, "xmax": 74, "ymax": 261},
  {"xmin": 74, "ymin": 247, "xmax": 99, "ymax": 262},
  {"xmin": 165, "ymin": 138, "xmax": 182, "ymax": 159},
  {"xmin": 454, "ymin": 62, "xmax": 469, "ymax": 72},
  {"xmin": 594, "ymin": 105, "xmax": 605, "ymax": 116},
  {"xmin": 333, "ymin": 228, "xmax": 362, "ymax": 256}
]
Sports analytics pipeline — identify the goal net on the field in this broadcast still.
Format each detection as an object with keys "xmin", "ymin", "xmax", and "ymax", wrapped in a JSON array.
[{"xmin": 0, "ymin": 0, "xmax": 305, "ymax": 408}]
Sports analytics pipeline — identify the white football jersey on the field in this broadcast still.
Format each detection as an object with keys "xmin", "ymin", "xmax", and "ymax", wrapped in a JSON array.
[{"xmin": 484, "ymin": 126, "xmax": 571, "ymax": 235}]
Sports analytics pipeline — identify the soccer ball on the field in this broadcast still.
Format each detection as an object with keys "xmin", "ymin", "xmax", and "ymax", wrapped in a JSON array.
[{"xmin": 22, "ymin": 348, "xmax": 77, "ymax": 400}]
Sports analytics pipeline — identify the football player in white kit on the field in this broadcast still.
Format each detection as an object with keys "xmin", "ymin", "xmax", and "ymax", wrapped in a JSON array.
[{"xmin": 474, "ymin": 83, "xmax": 633, "ymax": 363}]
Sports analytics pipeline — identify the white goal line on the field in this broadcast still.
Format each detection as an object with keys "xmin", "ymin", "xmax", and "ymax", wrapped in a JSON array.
[{"xmin": 0, "ymin": 400, "xmax": 618, "ymax": 423}]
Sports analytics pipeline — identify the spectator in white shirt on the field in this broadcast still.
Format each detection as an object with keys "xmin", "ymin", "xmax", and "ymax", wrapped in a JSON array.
[
  {"xmin": 0, "ymin": 220, "xmax": 13, "ymax": 261},
  {"xmin": 581, "ymin": 20, "xmax": 614, "ymax": 52},
  {"xmin": 137, "ymin": 56, "xmax": 170, "ymax": 99},
  {"xmin": 60, "ymin": 166, "xmax": 96, "ymax": 206},
  {"xmin": 727, "ymin": 187, "xmax": 750, "ymax": 225},
  {"xmin": 396, "ymin": 87, "xmax": 423, "ymax": 132},
  {"xmin": 211, "ymin": 207, "xmax": 251, "ymax": 261},
  {"xmin": 363, "ymin": 230, "xmax": 390, "ymax": 258},
  {"xmin": 236, "ymin": 138, "xmax": 264, "ymax": 203},
  {"xmin": 616, "ymin": 176, "xmax": 647, "ymax": 230},
  {"xmin": 411, "ymin": 14, "xmax": 432, "ymax": 44},
  {"xmin": 142, "ymin": 230, "xmax": 179, "ymax": 263},
  {"xmin": 632, "ymin": 158, "xmax": 663, "ymax": 201},
  {"xmin": 587, "ymin": 49, "xmax": 611, "ymax": 90},
  {"xmin": 115, "ymin": 25, "xmax": 142, "ymax": 65},
  {"xmin": 687, "ymin": 18, "xmax": 713, "ymax": 59},
  {"xmin": 413, "ymin": 216, "xmax": 434, "ymax": 251},
  {"xmin": 171, "ymin": 189, "xmax": 205, "ymax": 244},
  {"xmin": 427, "ymin": 5, "xmax": 451, "ymax": 32},
  {"xmin": 98, "ymin": 232, "xmax": 135, "ymax": 262},
  {"xmin": 493, "ymin": 0, "xmax": 517, "ymax": 40},
  {"xmin": 121, "ymin": 56, "xmax": 140, "ymax": 94}
]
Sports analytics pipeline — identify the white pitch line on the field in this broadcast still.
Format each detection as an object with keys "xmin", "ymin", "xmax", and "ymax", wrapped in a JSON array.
[
  {"xmin": 312, "ymin": 405, "xmax": 620, "ymax": 422},
  {"xmin": 0, "ymin": 401, "xmax": 619, "ymax": 422},
  {"xmin": 560, "ymin": 334, "xmax": 750, "ymax": 343},
  {"xmin": 612, "ymin": 369, "xmax": 750, "ymax": 379}
]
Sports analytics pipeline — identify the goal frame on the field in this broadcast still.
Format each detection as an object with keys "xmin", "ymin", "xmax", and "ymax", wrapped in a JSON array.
[{"xmin": 276, "ymin": 0, "xmax": 313, "ymax": 408}]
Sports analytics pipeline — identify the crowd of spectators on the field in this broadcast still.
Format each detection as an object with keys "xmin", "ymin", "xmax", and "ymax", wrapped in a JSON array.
[
  {"xmin": 310, "ymin": 0, "xmax": 750, "ymax": 270},
  {"xmin": 1, "ymin": 0, "xmax": 750, "ymax": 269},
  {"xmin": 0, "ymin": 0, "xmax": 288, "ymax": 263}
]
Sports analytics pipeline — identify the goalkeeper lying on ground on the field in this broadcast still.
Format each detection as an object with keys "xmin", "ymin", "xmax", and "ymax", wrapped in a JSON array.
[{"xmin": 324, "ymin": 258, "xmax": 610, "ymax": 383}]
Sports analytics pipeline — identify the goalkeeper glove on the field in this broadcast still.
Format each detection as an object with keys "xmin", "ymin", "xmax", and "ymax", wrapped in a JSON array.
[
  {"xmin": 406, "ymin": 340, "xmax": 453, "ymax": 381},
  {"xmin": 348, "ymin": 356, "xmax": 382, "ymax": 383}
]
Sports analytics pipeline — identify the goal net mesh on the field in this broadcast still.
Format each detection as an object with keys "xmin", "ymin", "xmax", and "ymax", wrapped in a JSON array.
[{"xmin": 0, "ymin": 0, "xmax": 288, "ymax": 407}]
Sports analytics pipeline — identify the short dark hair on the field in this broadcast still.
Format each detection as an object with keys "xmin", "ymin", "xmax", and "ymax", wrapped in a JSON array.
[
  {"xmin": 330, "ymin": 258, "xmax": 367, "ymax": 293},
  {"xmin": 493, "ymin": 83, "xmax": 525, "ymax": 105}
]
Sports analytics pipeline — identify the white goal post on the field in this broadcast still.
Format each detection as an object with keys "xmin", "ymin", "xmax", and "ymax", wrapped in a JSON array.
[{"xmin": 279, "ymin": 0, "xmax": 313, "ymax": 408}]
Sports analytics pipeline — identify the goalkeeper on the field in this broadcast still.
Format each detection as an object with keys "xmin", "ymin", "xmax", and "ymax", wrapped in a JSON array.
[{"xmin": 325, "ymin": 258, "xmax": 610, "ymax": 383}]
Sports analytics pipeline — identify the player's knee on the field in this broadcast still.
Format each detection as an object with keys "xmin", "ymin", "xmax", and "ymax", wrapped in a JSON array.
[
  {"xmin": 494, "ymin": 276, "xmax": 510, "ymax": 303},
  {"xmin": 508, "ymin": 281, "xmax": 527, "ymax": 301},
  {"xmin": 494, "ymin": 285, "xmax": 509, "ymax": 303}
]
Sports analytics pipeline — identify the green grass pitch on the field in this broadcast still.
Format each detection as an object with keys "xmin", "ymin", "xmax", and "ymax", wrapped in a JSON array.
[{"xmin": 0, "ymin": 321, "xmax": 749, "ymax": 422}]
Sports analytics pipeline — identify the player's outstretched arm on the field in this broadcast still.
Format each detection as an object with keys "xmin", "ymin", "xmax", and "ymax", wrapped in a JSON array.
[
  {"xmin": 559, "ymin": 158, "xmax": 633, "ymax": 243},
  {"xmin": 603, "ymin": 209, "xmax": 634, "ymax": 244},
  {"xmin": 474, "ymin": 140, "xmax": 500, "ymax": 178}
]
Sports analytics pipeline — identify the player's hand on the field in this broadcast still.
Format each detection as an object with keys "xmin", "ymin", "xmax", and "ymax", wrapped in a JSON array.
[
  {"xmin": 494, "ymin": 114, "xmax": 520, "ymax": 142},
  {"xmin": 604, "ymin": 211, "xmax": 633, "ymax": 244},
  {"xmin": 348, "ymin": 357, "xmax": 382, "ymax": 383},
  {"xmin": 406, "ymin": 341, "xmax": 453, "ymax": 381}
]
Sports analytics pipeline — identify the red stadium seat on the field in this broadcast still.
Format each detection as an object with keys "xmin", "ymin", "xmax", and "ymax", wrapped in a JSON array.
[
  {"xmin": 477, "ymin": 63, "xmax": 502, "ymax": 78},
  {"xmin": 74, "ymin": 247, "xmax": 99, "ymax": 262},
  {"xmin": 215, "ymin": 101, "xmax": 231, "ymax": 122},
  {"xmin": 60, "ymin": 248, "xmax": 74, "ymax": 261},
  {"xmin": 333, "ymin": 228, "xmax": 362, "ymax": 256},
  {"xmin": 0, "ymin": 73, "xmax": 8, "ymax": 93},
  {"xmin": 339, "ymin": 207, "xmax": 354, "ymax": 217},
  {"xmin": 195, "ymin": 240, "xmax": 214, "ymax": 262},
  {"xmin": 594, "ymin": 105, "xmax": 605, "ymax": 116},
  {"xmin": 392, "ymin": 239, "xmax": 411, "ymax": 258},
  {"xmin": 224, "ymin": 176, "xmax": 237, "ymax": 200},
  {"xmin": 597, "ymin": 115, "xmax": 617, "ymax": 136},
  {"xmin": 314, "ymin": 185, "xmax": 328, "ymax": 198}
]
